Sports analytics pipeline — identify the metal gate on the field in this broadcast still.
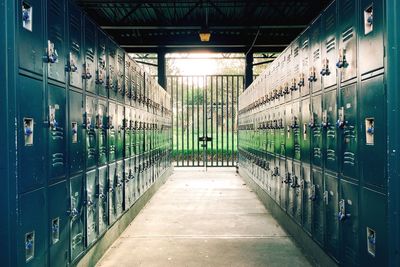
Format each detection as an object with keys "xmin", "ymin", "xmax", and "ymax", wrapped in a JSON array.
[{"xmin": 168, "ymin": 75, "xmax": 243, "ymax": 167}]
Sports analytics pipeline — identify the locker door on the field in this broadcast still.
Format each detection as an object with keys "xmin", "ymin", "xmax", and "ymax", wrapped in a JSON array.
[
  {"xmin": 108, "ymin": 41, "xmax": 118, "ymax": 100},
  {"xmin": 18, "ymin": 75, "xmax": 46, "ymax": 193},
  {"xmin": 302, "ymin": 164, "xmax": 312, "ymax": 234},
  {"xmin": 17, "ymin": 189, "xmax": 47, "ymax": 267},
  {"xmin": 108, "ymin": 163, "xmax": 117, "ymax": 224},
  {"xmin": 48, "ymin": 84, "xmax": 66, "ymax": 181},
  {"xmin": 130, "ymin": 108, "xmax": 135, "ymax": 158},
  {"xmin": 68, "ymin": 4, "xmax": 83, "ymax": 89},
  {"xmin": 359, "ymin": 0, "xmax": 384, "ymax": 75},
  {"xmin": 292, "ymin": 101, "xmax": 301, "ymax": 161},
  {"xmin": 300, "ymin": 30, "xmax": 311, "ymax": 97},
  {"xmin": 325, "ymin": 173, "xmax": 339, "ymax": 260},
  {"xmin": 98, "ymin": 166, "xmax": 108, "ymax": 235},
  {"xmin": 86, "ymin": 169, "xmax": 98, "ymax": 246},
  {"xmin": 108, "ymin": 102, "xmax": 117, "ymax": 162},
  {"xmin": 47, "ymin": 0, "xmax": 66, "ymax": 83},
  {"xmin": 97, "ymin": 99, "xmax": 108, "ymax": 166},
  {"xmin": 19, "ymin": 0, "xmax": 44, "ymax": 75},
  {"xmin": 69, "ymin": 174, "xmax": 85, "ymax": 262},
  {"xmin": 117, "ymin": 49, "xmax": 125, "ymax": 103},
  {"xmin": 321, "ymin": 1, "xmax": 338, "ymax": 90},
  {"xmin": 339, "ymin": 179, "xmax": 360, "ymax": 266},
  {"xmin": 311, "ymin": 94, "xmax": 323, "ymax": 167},
  {"xmin": 69, "ymin": 90, "xmax": 84, "ymax": 174},
  {"xmin": 285, "ymin": 104, "xmax": 294, "ymax": 158},
  {"xmin": 338, "ymin": 84, "xmax": 358, "ymax": 180},
  {"xmin": 124, "ymin": 58, "xmax": 131, "ymax": 105},
  {"xmin": 309, "ymin": 17, "xmax": 322, "ymax": 93},
  {"xmin": 360, "ymin": 76, "xmax": 386, "ymax": 189},
  {"xmin": 360, "ymin": 189, "xmax": 387, "ymax": 266},
  {"xmin": 116, "ymin": 104, "xmax": 125, "ymax": 160},
  {"xmin": 83, "ymin": 17, "xmax": 96, "ymax": 94},
  {"xmin": 323, "ymin": 89, "xmax": 338, "ymax": 173},
  {"xmin": 124, "ymin": 158, "xmax": 132, "ymax": 208},
  {"xmin": 301, "ymin": 99, "xmax": 311, "ymax": 163},
  {"xmin": 280, "ymin": 158, "xmax": 288, "ymax": 211},
  {"xmin": 312, "ymin": 168, "xmax": 324, "ymax": 245},
  {"xmin": 97, "ymin": 30, "xmax": 108, "ymax": 98},
  {"xmin": 292, "ymin": 161, "xmax": 302, "ymax": 224},
  {"xmin": 291, "ymin": 41, "xmax": 301, "ymax": 100},
  {"xmin": 85, "ymin": 96, "xmax": 97, "ymax": 169},
  {"xmin": 125, "ymin": 107, "xmax": 131, "ymax": 158},
  {"xmin": 116, "ymin": 160, "xmax": 124, "ymax": 217},
  {"xmin": 130, "ymin": 156, "xmax": 136, "ymax": 201},
  {"xmin": 338, "ymin": 0, "xmax": 357, "ymax": 83},
  {"xmin": 48, "ymin": 181, "xmax": 69, "ymax": 267}
]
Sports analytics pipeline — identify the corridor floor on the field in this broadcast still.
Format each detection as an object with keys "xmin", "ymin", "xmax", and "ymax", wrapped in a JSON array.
[{"xmin": 96, "ymin": 168, "xmax": 313, "ymax": 267}]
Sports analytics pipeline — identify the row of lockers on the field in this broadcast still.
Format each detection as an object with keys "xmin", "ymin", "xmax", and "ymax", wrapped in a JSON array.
[
  {"xmin": 0, "ymin": 0, "xmax": 174, "ymax": 267},
  {"xmin": 239, "ymin": 0, "xmax": 389, "ymax": 266}
]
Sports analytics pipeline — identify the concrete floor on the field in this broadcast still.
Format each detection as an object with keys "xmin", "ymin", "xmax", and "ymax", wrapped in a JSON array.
[{"xmin": 96, "ymin": 168, "xmax": 313, "ymax": 267}]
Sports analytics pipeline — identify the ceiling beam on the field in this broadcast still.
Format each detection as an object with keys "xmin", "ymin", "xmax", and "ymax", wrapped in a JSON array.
[{"xmin": 101, "ymin": 25, "xmax": 307, "ymax": 30}]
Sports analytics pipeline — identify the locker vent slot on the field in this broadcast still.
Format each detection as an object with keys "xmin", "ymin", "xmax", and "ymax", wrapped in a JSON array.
[
  {"xmin": 22, "ymin": 2, "xmax": 33, "ymax": 31},
  {"xmin": 49, "ymin": 0, "xmax": 62, "ymax": 16},
  {"xmin": 325, "ymin": 13, "xmax": 335, "ymax": 32},
  {"xmin": 302, "ymin": 39, "xmax": 309, "ymax": 49},
  {"xmin": 342, "ymin": 27, "xmax": 354, "ymax": 42},
  {"xmin": 326, "ymin": 38, "xmax": 336, "ymax": 53},
  {"xmin": 69, "ymin": 13, "xmax": 80, "ymax": 31},
  {"xmin": 343, "ymin": 0, "xmax": 355, "ymax": 17},
  {"xmin": 294, "ymin": 47, "xmax": 299, "ymax": 57},
  {"xmin": 364, "ymin": 5, "xmax": 374, "ymax": 35},
  {"xmin": 313, "ymin": 49, "xmax": 320, "ymax": 61}
]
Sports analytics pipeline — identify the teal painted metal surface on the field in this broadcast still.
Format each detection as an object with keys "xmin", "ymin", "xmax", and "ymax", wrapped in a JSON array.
[
  {"xmin": 238, "ymin": 0, "xmax": 400, "ymax": 265},
  {"xmin": 2, "ymin": 1, "xmax": 173, "ymax": 266}
]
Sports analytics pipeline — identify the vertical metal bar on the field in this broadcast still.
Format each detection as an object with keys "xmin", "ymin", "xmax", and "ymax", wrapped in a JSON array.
[
  {"xmin": 211, "ymin": 76, "xmax": 214, "ymax": 167},
  {"xmin": 181, "ymin": 76, "xmax": 184, "ymax": 167},
  {"xmin": 175, "ymin": 76, "xmax": 178, "ymax": 166},
  {"xmin": 221, "ymin": 76, "xmax": 224, "ymax": 166},
  {"xmin": 186, "ymin": 76, "xmax": 189, "ymax": 166},
  {"xmin": 204, "ymin": 75, "xmax": 207, "ymax": 169},
  {"xmin": 225, "ymin": 76, "xmax": 229, "ymax": 165},
  {"xmin": 231, "ymin": 76, "xmax": 234, "ymax": 166},
  {"xmin": 196, "ymin": 77, "xmax": 200, "ymax": 166},
  {"xmin": 216, "ymin": 76, "xmax": 219, "ymax": 166},
  {"xmin": 192, "ymin": 77, "xmax": 194, "ymax": 166}
]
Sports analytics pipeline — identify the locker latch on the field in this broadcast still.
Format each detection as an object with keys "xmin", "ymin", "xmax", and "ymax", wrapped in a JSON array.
[
  {"xmin": 336, "ymin": 49, "xmax": 348, "ymax": 68},
  {"xmin": 336, "ymin": 107, "xmax": 346, "ymax": 129},
  {"xmin": 67, "ymin": 207, "xmax": 79, "ymax": 218},
  {"xmin": 323, "ymin": 190, "xmax": 329, "ymax": 205},
  {"xmin": 66, "ymin": 56, "xmax": 78, "ymax": 72},
  {"xmin": 308, "ymin": 67, "xmax": 318, "ymax": 82},
  {"xmin": 51, "ymin": 218, "xmax": 60, "ymax": 244},
  {"xmin": 49, "ymin": 105, "xmax": 59, "ymax": 130},
  {"xmin": 309, "ymin": 185, "xmax": 316, "ymax": 201},
  {"xmin": 44, "ymin": 40, "xmax": 58, "ymax": 64},
  {"xmin": 308, "ymin": 114, "xmax": 316, "ymax": 128},
  {"xmin": 85, "ymin": 113, "xmax": 93, "ymax": 130},
  {"xmin": 298, "ymin": 73, "xmax": 305, "ymax": 87},
  {"xmin": 283, "ymin": 172, "xmax": 292, "ymax": 184},
  {"xmin": 290, "ymin": 115, "xmax": 298, "ymax": 129},
  {"xmin": 290, "ymin": 175, "xmax": 300, "ymax": 188},
  {"xmin": 283, "ymin": 83, "xmax": 290, "ymax": 95},
  {"xmin": 364, "ymin": 6, "xmax": 374, "ymax": 35},
  {"xmin": 338, "ymin": 199, "xmax": 350, "ymax": 221},
  {"xmin": 24, "ymin": 118, "xmax": 34, "ymax": 146},
  {"xmin": 320, "ymin": 59, "xmax": 331, "ymax": 76},
  {"xmin": 365, "ymin": 118, "xmax": 375, "ymax": 145},
  {"xmin": 82, "ymin": 63, "xmax": 93, "ymax": 79},
  {"xmin": 290, "ymin": 78, "xmax": 298, "ymax": 91},
  {"xmin": 22, "ymin": 3, "xmax": 32, "ymax": 31},
  {"xmin": 321, "ymin": 110, "xmax": 328, "ymax": 128},
  {"xmin": 107, "ymin": 116, "xmax": 114, "ymax": 129},
  {"xmin": 367, "ymin": 227, "xmax": 376, "ymax": 257},
  {"xmin": 25, "ymin": 231, "xmax": 35, "ymax": 262}
]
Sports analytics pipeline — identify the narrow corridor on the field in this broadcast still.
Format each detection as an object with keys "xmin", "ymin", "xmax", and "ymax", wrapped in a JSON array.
[{"xmin": 96, "ymin": 168, "xmax": 312, "ymax": 267}]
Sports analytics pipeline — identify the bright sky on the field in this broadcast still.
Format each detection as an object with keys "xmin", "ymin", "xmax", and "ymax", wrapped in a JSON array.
[{"xmin": 167, "ymin": 53, "xmax": 218, "ymax": 76}]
